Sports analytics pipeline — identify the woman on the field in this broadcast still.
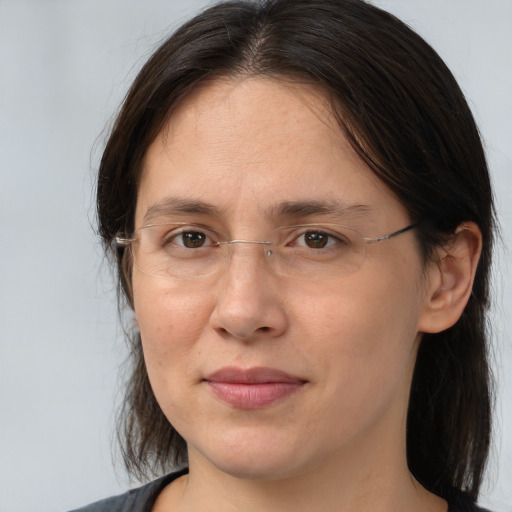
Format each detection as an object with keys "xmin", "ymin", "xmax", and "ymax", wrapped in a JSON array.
[{"xmin": 73, "ymin": 0, "xmax": 495, "ymax": 510}]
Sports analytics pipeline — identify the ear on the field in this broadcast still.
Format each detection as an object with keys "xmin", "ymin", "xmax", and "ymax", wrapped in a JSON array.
[{"xmin": 419, "ymin": 222, "xmax": 482, "ymax": 334}]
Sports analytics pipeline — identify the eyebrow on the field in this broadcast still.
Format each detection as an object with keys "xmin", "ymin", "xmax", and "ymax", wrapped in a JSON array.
[
  {"xmin": 143, "ymin": 197, "xmax": 224, "ymax": 223},
  {"xmin": 143, "ymin": 197, "xmax": 372, "ymax": 224},
  {"xmin": 267, "ymin": 200, "xmax": 372, "ymax": 220}
]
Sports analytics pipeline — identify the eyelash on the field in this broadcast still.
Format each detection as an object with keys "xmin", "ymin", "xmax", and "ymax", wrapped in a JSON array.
[
  {"xmin": 163, "ymin": 228, "xmax": 216, "ymax": 248},
  {"xmin": 287, "ymin": 229, "xmax": 348, "ymax": 249},
  {"xmin": 160, "ymin": 226, "xmax": 348, "ymax": 251}
]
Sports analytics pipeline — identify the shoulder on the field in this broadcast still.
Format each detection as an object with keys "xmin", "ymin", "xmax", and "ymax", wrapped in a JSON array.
[{"xmin": 67, "ymin": 469, "xmax": 188, "ymax": 512}]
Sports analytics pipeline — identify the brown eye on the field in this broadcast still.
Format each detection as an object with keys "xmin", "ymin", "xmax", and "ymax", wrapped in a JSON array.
[
  {"xmin": 303, "ymin": 231, "xmax": 329, "ymax": 249},
  {"xmin": 180, "ymin": 231, "xmax": 207, "ymax": 248}
]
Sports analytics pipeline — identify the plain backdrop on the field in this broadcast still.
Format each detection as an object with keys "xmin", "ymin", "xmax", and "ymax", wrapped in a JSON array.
[{"xmin": 0, "ymin": 1, "xmax": 510, "ymax": 511}]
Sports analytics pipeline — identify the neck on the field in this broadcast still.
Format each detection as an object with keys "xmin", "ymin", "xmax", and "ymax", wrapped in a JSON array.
[{"xmin": 155, "ymin": 434, "xmax": 446, "ymax": 512}]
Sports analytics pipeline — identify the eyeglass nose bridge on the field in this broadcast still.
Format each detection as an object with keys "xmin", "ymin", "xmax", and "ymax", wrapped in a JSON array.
[{"xmin": 215, "ymin": 239, "xmax": 274, "ymax": 256}]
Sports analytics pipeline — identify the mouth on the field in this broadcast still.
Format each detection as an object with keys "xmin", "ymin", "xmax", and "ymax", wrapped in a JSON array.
[{"xmin": 203, "ymin": 367, "xmax": 307, "ymax": 409}]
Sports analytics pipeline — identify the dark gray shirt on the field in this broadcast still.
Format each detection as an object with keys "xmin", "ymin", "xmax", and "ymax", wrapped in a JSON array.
[{"xmin": 68, "ymin": 469, "xmax": 186, "ymax": 512}]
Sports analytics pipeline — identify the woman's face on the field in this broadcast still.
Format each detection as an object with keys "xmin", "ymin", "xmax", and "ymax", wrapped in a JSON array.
[{"xmin": 133, "ymin": 77, "xmax": 433, "ymax": 480}]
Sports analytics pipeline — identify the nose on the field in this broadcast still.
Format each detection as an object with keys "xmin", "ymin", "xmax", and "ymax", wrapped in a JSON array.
[{"xmin": 209, "ymin": 243, "xmax": 288, "ymax": 342}]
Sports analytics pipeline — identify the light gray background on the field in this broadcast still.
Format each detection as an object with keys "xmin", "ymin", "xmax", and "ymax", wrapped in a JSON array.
[{"xmin": 0, "ymin": 1, "xmax": 510, "ymax": 511}]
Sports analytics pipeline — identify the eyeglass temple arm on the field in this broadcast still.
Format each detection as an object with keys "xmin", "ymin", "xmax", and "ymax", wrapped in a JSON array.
[
  {"xmin": 363, "ymin": 223, "xmax": 419, "ymax": 244},
  {"xmin": 114, "ymin": 236, "xmax": 135, "ymax": 248}
]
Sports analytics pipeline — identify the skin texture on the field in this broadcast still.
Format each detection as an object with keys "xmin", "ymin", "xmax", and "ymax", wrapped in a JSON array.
[{"xmin": 132, "ymin": 77, "xmax": 480, "ymax": 512}]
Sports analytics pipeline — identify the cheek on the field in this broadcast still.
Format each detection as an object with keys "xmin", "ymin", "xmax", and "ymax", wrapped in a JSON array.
[
  {"xmin": 132, "ymin": 278, "xmax": 213, "ymax": 368},
  {"xmin": 131, "ymin": 278, "xmax": 217, "ymax": 433},
  {"xmin": 300, "ymin": 293, "xmax": 415, "ymax": 381},
  {"xmin": 299, "ymin": 265, "xmax": 424, "ymax": 396}
]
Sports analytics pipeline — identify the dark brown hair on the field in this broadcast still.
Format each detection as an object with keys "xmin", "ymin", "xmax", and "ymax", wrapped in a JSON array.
[{"xmin": 97, "ymin": 0, "xmax": 495, "ymax": 502}]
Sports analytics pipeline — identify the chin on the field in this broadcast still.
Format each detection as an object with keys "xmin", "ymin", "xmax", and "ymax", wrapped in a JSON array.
[
  {"xmin": 190, "ymin": 428, "xmax": 315, "ymax": 482},
  {"xmin": 212, "ymin": 456, "xmax": 303, "ymax": 482}
]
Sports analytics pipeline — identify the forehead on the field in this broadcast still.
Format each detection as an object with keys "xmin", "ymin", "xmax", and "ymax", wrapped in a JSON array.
[{"xmin": 136, "ymin": 77, "xmax": 406, "ymax": 229}]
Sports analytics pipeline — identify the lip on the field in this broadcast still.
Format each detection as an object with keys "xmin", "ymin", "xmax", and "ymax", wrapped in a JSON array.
[{"xmin": 204, "ymin": 367, "xmax": 306, "ymax": 409}]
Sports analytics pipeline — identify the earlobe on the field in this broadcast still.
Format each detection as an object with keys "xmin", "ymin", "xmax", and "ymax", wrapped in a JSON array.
[{"xmin": 419, "ymin": 222, "xmax": 482, "ymax": 334}]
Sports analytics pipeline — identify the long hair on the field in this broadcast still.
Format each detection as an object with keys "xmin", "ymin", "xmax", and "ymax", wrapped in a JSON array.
[{"xmin": 97, "ymin": 0, "xmax": 495, "ymax": 500}]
